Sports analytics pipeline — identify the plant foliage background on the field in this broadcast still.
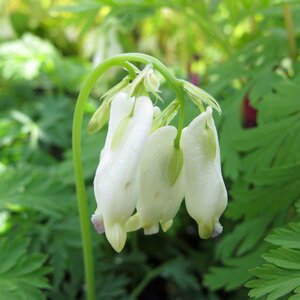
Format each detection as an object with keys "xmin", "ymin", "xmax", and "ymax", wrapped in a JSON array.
[{"xmin": 0, "ymin": 0, "xmax": 300, "ymax": 299}]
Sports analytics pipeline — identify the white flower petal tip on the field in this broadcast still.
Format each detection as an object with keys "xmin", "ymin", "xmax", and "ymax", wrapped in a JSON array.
[
  {"xmin": 182, "ymin": 106, "xmax": 227, "ymax": 240},
  {"xmin": 91, "ymin": 213, "xmax": 105, "ymax": 234},
  {"xmin": 144, "ymin": 223, "xmax": 159, "ymax": 235},
  {"xmin": 105, "ymin": 223, "xmax": 127, "ymax": 253},
  {"xmin": 161, "ymin": 219, "xmax": 173, "ymax": 232},
  {"xmin": 206, "ymin": 106, "xmax": 213, "ymax": 114},
  {"xmin": 198, "ymin": 222, "xmax": 212, "ymax": 239},
  {"xmin": 198, "ymin": 221, "xmax": 223, "ymax": 239},
  {"xmin": 212, "ymin": 222, "xmax": 223, "ymax": 238},
  {"xmin": 125, "ymin": 214, "xmax": 142, "ymax": 232}
]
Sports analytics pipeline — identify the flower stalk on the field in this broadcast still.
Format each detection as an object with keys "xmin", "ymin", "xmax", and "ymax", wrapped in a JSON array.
[{"xmin": 282, "ymin": 4, "xmax": 297, "ymax": 62}]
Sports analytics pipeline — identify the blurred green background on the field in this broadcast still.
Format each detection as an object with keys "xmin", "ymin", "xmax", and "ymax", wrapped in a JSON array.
[{"xmin": 0, "ymin": 0, "xmax": 300, "ymax": 299}]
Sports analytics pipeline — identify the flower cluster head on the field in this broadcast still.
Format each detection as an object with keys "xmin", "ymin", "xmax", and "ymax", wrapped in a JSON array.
[{"xmin": 90, "ymin": 64, "xmax": 227, "ymax": 252}]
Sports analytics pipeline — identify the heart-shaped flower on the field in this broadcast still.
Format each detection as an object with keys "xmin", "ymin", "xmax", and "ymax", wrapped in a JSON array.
[
  {"xmin": 181, "ymin": 106, "xmax": 227, "ymax": 239},
  {"xmin": 126, "ymin": 126, "xmax": 185, "ymax": 235},
  {"xmin": 92, "ymin": 92, "xmax": 153, "ymax": 252}
]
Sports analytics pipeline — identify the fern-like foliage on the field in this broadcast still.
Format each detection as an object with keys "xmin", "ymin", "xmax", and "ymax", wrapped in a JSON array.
[
  {"xmin": 0, "ymin": 238, "xmax": 50, "ymax": 300},
  {"xmin": 204, "ymin": 1, "xmax": 300, "ymax": 292},
  {"xmin": 246, "ymin": 223, "xmax": 300, "ymax": 300},
  {"xmin": 0, "ymin": 165, "xmax": 74, "ymax": 217},
  {"xmin": 205, "ymin": 81, "xmax": 300, "ymax": 291}
]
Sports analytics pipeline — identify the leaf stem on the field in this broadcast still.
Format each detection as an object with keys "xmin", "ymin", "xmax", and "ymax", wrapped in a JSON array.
[
  {"xmin": 282, "ymin": 4, "xmax": 298, "ymax": 62},
  {"xmin": 72, "ymin": 53, "xmax": 185, "ymax": 300}
]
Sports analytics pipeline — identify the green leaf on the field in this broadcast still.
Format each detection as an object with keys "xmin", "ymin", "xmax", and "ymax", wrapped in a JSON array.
[
  {"xmin": 263, "ymin": 248, "xmax": 300, "ymax": 270},
  {"xmin": 53, "ymin": 2, "xmax": 102, "ymax": 13},
  {"xmin": 228, "ymin": 165, "xmax": 300, "ymax": 220},
  {"xmin": 0, "ymin": 238, "xmax": 50, "ymax": 300},
  {"xmin": 246, "ymin": 223, "xmax": 300, "ymax": 300},
  {"xmin": 216, "ymin": 216, "xmax": 272, "ymax": 259},
  {"xmin": 247, "ymin": 264, "xmax": 300, "ymax": 300},
  {"xmin": 57, "ymin": 129, "xmax": 107, "ymax": 184},
  {"xmin": 205, "ymin": 246, "xmax": 266, "ymax": 291},
  {"xmin": 161, "ymin": 257, "xmax": 200, "ymax": 291},
  {"xmin": 266, "ymin": 223, "xmax": 300, "ymax": 250},
  {"xmin": 0, "ymin": 165, "xmax": 74, "ymax": 217},
  {"xmin": 96, "ymin": 274, "xmax": 129, "ymax": 299}
]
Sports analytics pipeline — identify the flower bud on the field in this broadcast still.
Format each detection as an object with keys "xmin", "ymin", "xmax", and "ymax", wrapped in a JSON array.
[
  {"xmin": 144, "ymin": 68, "xmax": 160, "ymax": 94},
  {"xmin": 153, "ymin": 106, "xmax": 161, "ymax": 117},
  {"xmin": 120, "ymin": 64, "xmax": 162, "ymax": 101},
  {"xmin": 88, "ymin": 101, "xmax": 110, "ymax": 134}
]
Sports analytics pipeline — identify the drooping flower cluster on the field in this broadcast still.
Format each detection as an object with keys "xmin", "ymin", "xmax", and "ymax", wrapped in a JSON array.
[{"xmin": 90, "ymin": 65, "xmax": 227, "ymax": 252}]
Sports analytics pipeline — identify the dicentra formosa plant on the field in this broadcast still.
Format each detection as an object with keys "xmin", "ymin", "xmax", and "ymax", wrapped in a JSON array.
[
  {"xmin": 72, "ymin": 53, "xmax": 227, "ymax": 300},
  {"xmin": 89, "ymin": 57, "xmax": 227, "ymax": 252}
]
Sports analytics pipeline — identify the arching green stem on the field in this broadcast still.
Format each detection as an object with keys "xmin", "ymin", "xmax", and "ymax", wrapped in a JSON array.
[
  {"xmin": 122, "ymin": 61, "xmax": 139, "ymax": 79},
  {"xmin": 282, "ymin": 4, "xmax": 297, "ymax": 62},
  {"xmin": 72, "ymin": 53, "xmax": 185, "ymax": 300}
]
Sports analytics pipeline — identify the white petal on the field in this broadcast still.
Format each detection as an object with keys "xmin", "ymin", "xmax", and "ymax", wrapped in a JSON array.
[
  {"xmin": 153, "ymin": 106, "xmax": 161, "ymax": 117},
  {"xmin": 126, "ymin": 126, "xmax": 185, "ymax": 234},
  {"xmin": 182, "ymin": 106, "xmax": 227, "ymax": 239},
  {"xmin": 93, "ymin": 95, "xmax": 153, "ymax": 251},
  {"xmin": 101, "ymin": 92, "xmax": 132, "ymax": 156}
]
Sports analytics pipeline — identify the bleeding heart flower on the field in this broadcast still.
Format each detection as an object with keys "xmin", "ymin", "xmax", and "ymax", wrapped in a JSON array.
[
  {"xmin": 181, "ymin": 106, "xmax": 227, "ymax": 239},
  {"xmin": 126, "ymin": 126, "xmax": 185, "ymax": 235},
  {"xmin": 92, "ymin": 92, "xmax": 153, "ymax": 252}
]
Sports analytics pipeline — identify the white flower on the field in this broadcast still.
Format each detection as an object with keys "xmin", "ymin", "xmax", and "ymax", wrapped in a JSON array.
[
  {"xmin": 181, "ymin": 106, "xmax": 227, "ymax": 239},
  {"xmin": 92, "ymin": 92, "xmax": 153, "ymax": 252},
  {"xmin": 126, "ymin": 126, "xmax": 185, "ymax": 234}
]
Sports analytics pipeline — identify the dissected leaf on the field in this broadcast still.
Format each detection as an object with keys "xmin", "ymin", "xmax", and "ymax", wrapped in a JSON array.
[
  {"xmin": 0, "ymin": 165, "xmax": 74, "ymax": 217},
  {"xmin": 0, "ymin": 238, "xmax": 50, "ymax": 300}
]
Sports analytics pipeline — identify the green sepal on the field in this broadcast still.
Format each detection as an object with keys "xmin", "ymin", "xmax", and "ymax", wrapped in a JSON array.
[
  {"xmin": 161, "ymin": 219, "xmax": 173, "ymax": 232},
  {"xmin": 88, "ymin": 102, "xmax": 110, "ymax": 134},
  {"xmin": 101, "ymin": 76, "xmax": 130, "ymax": 102},
  {"xmin": 152, "ymin": 100, "xmax": 179, "ymax": 132},
  {"xmin": 125, "ymin": 213, "xmax": 141, "ymax": 232},
  {"xmin": 168, "ymin": 146, "xmax": 184, "ymax": 186},
  {"xmin": 123, "ymin": 64, "xmax": 162, "ymax": 101},
  {"xmin": 125, "ymin": 64, "xmax": 152, "ymax": 97},
  {"xmin": 180, "ymin": 79, "xmax": 221, "ymax": 114}
]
